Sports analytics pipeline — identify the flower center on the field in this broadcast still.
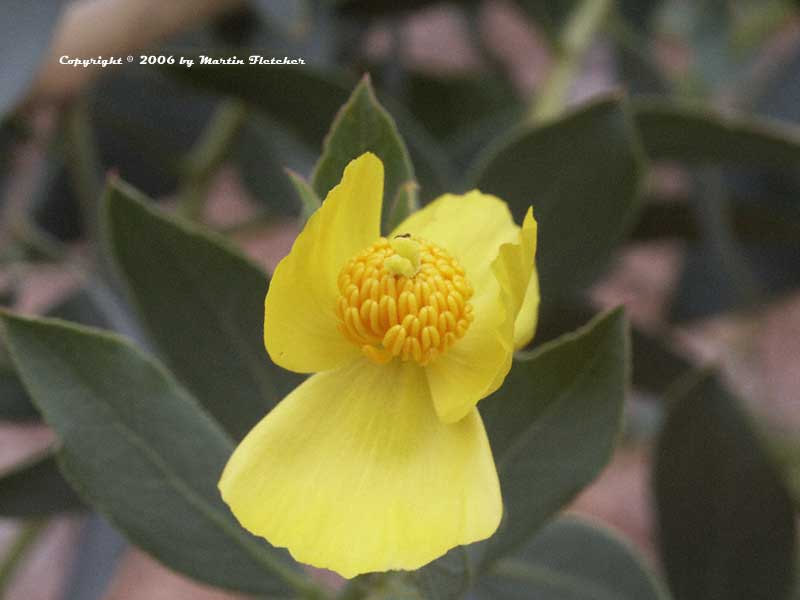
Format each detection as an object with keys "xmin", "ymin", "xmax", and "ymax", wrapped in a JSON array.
[{"xmin": 336, "ymin": 235, "xmax": 474, "ymax": 366}]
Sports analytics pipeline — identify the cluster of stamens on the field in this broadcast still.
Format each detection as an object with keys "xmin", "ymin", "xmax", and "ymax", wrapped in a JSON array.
[{"xmin": 336, "ymin": 236, "xmax": 474, "ymax": 366}]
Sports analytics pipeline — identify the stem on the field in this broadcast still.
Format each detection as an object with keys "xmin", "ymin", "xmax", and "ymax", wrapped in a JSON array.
[
  {"xmin": 0, "ymin": 520, "xmax": 48, "ymax": 593},
  {"xmin": 695, "ymin": 168, "xmax": 761, "ymax": 308},
  {"xmin": 64, "ymin": 98, "xmax": 102, "ymax": 242},
  {"xmin": 176, "ymin": 100, "xmax": 249, "ymax": 221},
  {"xmin": 527, "ymin": 0, "xmax": 613, "ymax": 123}
]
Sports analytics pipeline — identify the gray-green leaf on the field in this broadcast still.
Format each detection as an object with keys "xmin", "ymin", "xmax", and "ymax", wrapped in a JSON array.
[
  {"xmin": 0, "ymin": 312, "xmax": 309, "ymax": 595},
  {"xmin": 634, "ymin": 100, "xmax": 800, "ymax": 168},
  {"xmin": 476, "ymin": 517, "xmax": 670, "ymax": 600},
  {"xmin": 473, "ymin": 95, "xmax": 645, "ymax": 315},
  {"xmin": 312, "ymin": 75, "xmax": 415, "ymax": 232},
  {"xmin": 654, "ymin": 374, "xmax": 797, "ymax": 600},
  {"xmin": 104, "ymin": 178, "xmax": 302, "ymax": 441},
  {"xmin": 479, "ymin": 308, "xmax": 629, "ymax": 564},
  {"xmin": 0, "ymin": 451, "xmax": 84, "ymax": 516}
]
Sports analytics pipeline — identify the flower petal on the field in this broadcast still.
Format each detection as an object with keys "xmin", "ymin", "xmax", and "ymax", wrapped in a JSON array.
[
  {"xmin": 218, "ymin": 358, "xmax": 502, "ymax": 578},
  {"xmin": 514, "ymin": 266, "xmax": 540, "ymax": 350},
  {"xmin": 495, "ymin": 207, "xmax": 539, "ymax": 340},
  {"xmin": 426, "ymin": 208, "xmax": 539, "ymax": 423},
  {"xmin": 391, "ymin": 191, "xmax": 518, "ymax": 309},
  {"xmin": 264, "ymin": 153, "xmax": 384, "ymax": 373},
  {"xmin": 424, "ymin": 307, "xmax": 509, "ymax": 423}
]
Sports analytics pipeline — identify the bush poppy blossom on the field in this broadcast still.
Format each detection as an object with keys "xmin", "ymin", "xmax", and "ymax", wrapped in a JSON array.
[{"xmin": 219, "ymin": 152, "xmax": 539, "ymax": 578}]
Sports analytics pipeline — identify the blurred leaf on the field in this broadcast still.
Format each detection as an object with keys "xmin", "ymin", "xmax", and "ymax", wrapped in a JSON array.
[
  {"xmin": 400, "ymin": 72, "xmax": 520, "ymax": 143},
  {"xmin": 664, "ymin": 167, "xmax": 800, "ymax": 322},
  {"xmin": 638, "ymin": 41, "xmax": 800, "ymax": 319},
  {"xmin": 632, "ymin": 193, "xmax": 800, "ymax": 323},
  {"xmin": 479, "ymin": 308, "xmax": 628, "ymax": 564},
  {"xmin": 312, "ymin": 75, "xmax": 414, "ymax": 230},
  {"xmin": 473, "ymin": 95, "xmax": 645, "ymax": 315},
  {"xmin": 1, "ymin": 117, "xmax": 29, "ymax": 196},
  {"xmin": 286, "ymin": 168, "xmax": 321, "ymax": 221},
  {"xmin": 654, "ymin": 374, "xmax": 797, "ymax": 600},
  {"xmin": 0, "ymin": 1, "xmax": 66, "ymax": 117},
  {"xmin": 104, "ymin": 178, "xmax": 301, "ymax": 441},
  {"xmin": 0, "ymin": 451, "xmax": 85, "ymax": 517},
  {"xmin": 90, "ymin": 66, "xmax": 216, "ymax": 197},
  {"xmin": 164, "ymin": 62, "xmax": 452, "ymax": 199},
  {"xmin": 672, "ymin": 168, "xmax": 763, "ymax": 323},
  {"xmin": 532, "ymin": 300, "xmax": 690, "ymax": 395},
  {"xmin": 32, "ymin": 148, "xmax": 83, "ymax": 242},
  {"xmin": 0, "ymin": 289, "xmax": 107, "ymax": 422},
  {"xmin": 0, "ymin": 312, "xmax": 304, "ymax": 595},
  {"xmin": 634, "ymin": 100, "xmax": 800, "ymax": 168},
  {"xmin": 166, "ymin": 63, "xmax": 351, "ymax": 151},
  {"xmin": 48, "ymin": 289, "xmax": 109, "ymax": 329},
  {"xmin": 447, "ymin": 108, "xmax": 523, "ymax": 174},
  {"xmin": 210, "ymin": 6, "xmax": 261, "ymax": 47},
  {"xmin": 476, "ymin": 518, "xmax": 670, "ymax": 600},
  {"xmin": 412, "ymin": 547, "xmax": 472, "ymax": 600},
  {"xmin": 32, "ymin": 67, "xmax": 216, "ymax": 243},
  {"xmin": 236, "ymin": 115, "xmax": 315, "ymax": 218},
  {"xmin": 0, "ymin": 364, "xmax": 36, "ymax": 422}
]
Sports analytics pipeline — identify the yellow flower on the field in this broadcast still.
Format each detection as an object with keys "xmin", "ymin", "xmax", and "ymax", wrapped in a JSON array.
[{"xmin": 219, "ymin": 153, "xmax": 539, "ymax": 578}]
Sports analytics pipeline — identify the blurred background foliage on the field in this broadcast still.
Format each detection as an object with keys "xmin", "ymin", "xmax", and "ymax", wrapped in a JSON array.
[{"xmin": 1, "ymin": 0, "xmax": 799, "ymax": 598}]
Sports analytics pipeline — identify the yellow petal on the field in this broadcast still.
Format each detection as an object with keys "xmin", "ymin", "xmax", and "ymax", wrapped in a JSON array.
[
  {"xmin": 391, "ymin": 191, "xmax": 518, "ymax": 310},
  {"xmin": 486, "ymin": 207, "xmax": 538, "ymax": 392},
  {"xmin": 219, "ymin": 358, "xmax": 502, "ymax": 578},
  {"xmin": 264, "ymin": 153, "xmax": 383, "ymax": 373},
  {"xmin": 495, "ymin": 208, "xmax": 539, "ymax": 342},
  {"xmin": 514, "ymin": 267, "xmax": 540, "ymax": 350},
  {"xmin": 424, "ymin": 284, "xmax": 509, "ymax": 423},
  {"xmin": 398, "ymin": 194, "xmax": 539, "ymax": 423}
]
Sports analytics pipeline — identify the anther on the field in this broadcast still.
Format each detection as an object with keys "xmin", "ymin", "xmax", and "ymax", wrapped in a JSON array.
[{"xmin": 336, "ymin": 236, "xmax": 474, "ymax": 365}]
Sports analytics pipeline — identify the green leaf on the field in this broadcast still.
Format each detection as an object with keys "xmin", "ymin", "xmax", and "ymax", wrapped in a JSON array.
[
  {"xmin": 0, "ymin": 289, "xmax": 107, "ymax": 422},
  {"xmin": 235, "ymin": 115, "xmax": 315, "ymax": 218},
  {"xmin": 479, "ymin": 308, "xmax": 628, "ymax": 564},
  {"xmin": 654, "ymin": 374, "xmax": 797, "ymax": 600},
  {"xmin": 312, "ymin": 74, "xmax": 415, "ymax": 231},
  {"xmin": 473, "ymin": 95, "xmax": 645, "ymax": 312},
  {"xmin": 400, "ymin": 72, "xmax": 521, "ymax": 144},
  {"xmin": 104, "ymin": 178, "xmax": 302, "ymax": 440},
  {"xmin": 475, "ymin": 517, "xmax": 670, "ymax": 600},
  {"xmin": 634, "ymin": 100, "xmax": 800, "ymax": 168},
  {"xmin": 165, "ymin": 63, "xmax": 348, "ymax": 149},
  {"xmin": 0, "ymin": 451, "xmax": 84, "ymax": 516},
  {"xmin": 0, "ymin": 312, "xmax": 310, "ymax": 596},
  {"xmin": 0, "ymin": 363, "xmax": 36, "ymax": 422},
  {"xmin": 164, "ymin": 63, "xmax": 452, "ymax": 200},
  {"xmin": 285, "ymin": 168, "xmax": 321, "ymax": 221},
  {"xmin": 89, "ymin": 66, "xmax": 215, "ymax": 198},
  {"xmin": 532, "ymin": 300, "xmax": 691, "ymax": 396},
  {"xmin": 0, "ymin": 2, "xmax": 66, "ymax": 117},
  {"xmin": 412, "ymin": 547, "xmax": 472, "ymax": 600}
]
